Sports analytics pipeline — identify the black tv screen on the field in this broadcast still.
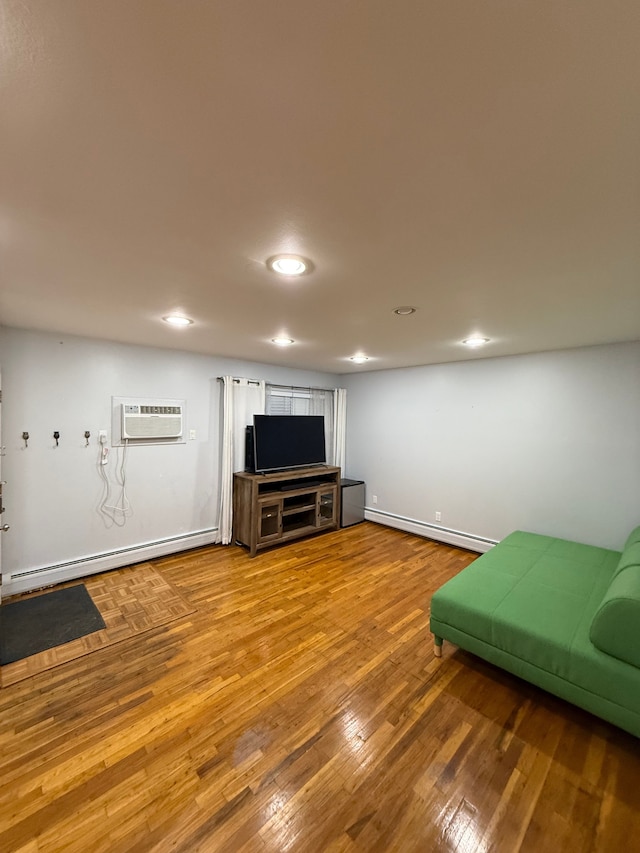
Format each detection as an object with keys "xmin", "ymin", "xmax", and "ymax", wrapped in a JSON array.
[{"xmin": 253, "ymin": 415, "xmax": 326, "ymax": 473}]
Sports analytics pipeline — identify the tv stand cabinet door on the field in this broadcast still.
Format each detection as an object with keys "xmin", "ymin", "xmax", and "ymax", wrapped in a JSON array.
[
  {"xmin": 257, "ymin": 499, "xmax": 283, "ymax": 545},
  {"xmin": 317, "ymin": 486, "xmax": 338, "ymax": 527}
]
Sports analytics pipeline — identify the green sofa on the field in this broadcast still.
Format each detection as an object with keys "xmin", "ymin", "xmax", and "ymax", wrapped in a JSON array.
[{"xmin": 430, "ymin": 526, "xmax": 640, "ymax": 737}]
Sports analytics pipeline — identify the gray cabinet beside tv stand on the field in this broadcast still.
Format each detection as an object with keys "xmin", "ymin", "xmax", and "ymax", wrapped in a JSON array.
[{"xmin": 233, "ymin": 466, "xmax": 341, "ymax": 557}]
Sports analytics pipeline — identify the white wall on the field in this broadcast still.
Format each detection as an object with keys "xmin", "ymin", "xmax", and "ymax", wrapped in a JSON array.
[
  {"xmin": 2, "ymin": 330, "xmax": 638, "ymax": 592},
  {"xmin": 0, "ymin": 327, "xmax": 338, "ymax": 592},
  {"xmin": 343, "ymin": 342, "xmax": 640, "ymax": 552}
]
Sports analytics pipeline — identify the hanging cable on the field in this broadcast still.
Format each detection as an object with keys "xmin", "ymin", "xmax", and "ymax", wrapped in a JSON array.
[{"xmin": 98, "ymin": 440, "xmax": 133, "ymax": 526}]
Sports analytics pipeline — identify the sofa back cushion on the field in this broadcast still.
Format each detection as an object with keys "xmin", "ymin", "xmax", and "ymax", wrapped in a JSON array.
[
  {"xmin": 613, "ymin": 542, "xmax": 640, "ymax": 578},
  {"xmin": 624, "ymin": 526, "xmax": 640, "ymax": 550},
  {"xmin": 590, "ymin": 553, "xmax": 640, "ymax": 667}
]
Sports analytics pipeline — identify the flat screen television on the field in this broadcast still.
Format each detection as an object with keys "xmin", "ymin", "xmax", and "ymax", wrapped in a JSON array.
[{"xmin": 252, "ymin": 414, "xmax": 326, "ymax": 473}]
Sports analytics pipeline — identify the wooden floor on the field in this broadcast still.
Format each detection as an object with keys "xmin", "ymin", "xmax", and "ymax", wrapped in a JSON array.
[
  {"xmin": 1, "ymin": 523, "xmax": 639, "ymax": 852},
  {"xmin": 1, "ymin": 565, "xmax": 195, "ymax": 686}
]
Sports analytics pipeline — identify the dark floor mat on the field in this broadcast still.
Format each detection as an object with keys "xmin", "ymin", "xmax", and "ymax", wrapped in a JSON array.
[{"xmin": 0, "ymin": 584, "xmax": 106, "ymax": 665}]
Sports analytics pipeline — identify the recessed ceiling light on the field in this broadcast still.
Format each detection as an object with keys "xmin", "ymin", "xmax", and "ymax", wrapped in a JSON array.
[
  {"xmin": 349, "ymin": 355, "xmax": 369, "ymax": 364},
  {"xmin": 267, "ymin": 254, "xmax": 311, "ymax": 276},
  {"xmin": 163, "ymin": 315, "xmax": 193, "ymax": 327},
  {"xmin": 393, "ymin": 306, "xmax": 417, "ymax": 315},
  {"xmin": 462, "ymin": 336, "xmax": 490, "ymax": 348},
  {"xmin": 272, "ymin": 337, "xmax": 295, "ymax": 346}
]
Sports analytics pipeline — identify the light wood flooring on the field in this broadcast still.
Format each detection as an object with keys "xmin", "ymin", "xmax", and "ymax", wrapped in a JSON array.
[
  {"xmin": 1, "ymin": 565, "xmax": 195, "ymax": 686},
  {"xmin": 1, "ymin": 522, "xmax": 639, "ymax": 852}
]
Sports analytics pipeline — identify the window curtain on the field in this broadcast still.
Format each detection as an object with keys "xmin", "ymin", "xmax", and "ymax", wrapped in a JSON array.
[
  {"xmin": 216, "ymin": 376, "xmax": 265, "ymax": 544},
  {"xmin": 310, "ymin": 388, "xmax": 334, "ymax": 465},
  {"xmin": 333, "ymin": 388, "xmax": 347, "ymax": 472}
]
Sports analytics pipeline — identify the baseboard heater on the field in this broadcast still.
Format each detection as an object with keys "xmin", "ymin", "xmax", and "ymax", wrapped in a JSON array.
[
  {"xmin": 364, "ymin": 508, "xmax": 497, "ymax": 553},
  {"xmin": 6, "ymin": 527, "xmax": 218, "ymax": 596}
]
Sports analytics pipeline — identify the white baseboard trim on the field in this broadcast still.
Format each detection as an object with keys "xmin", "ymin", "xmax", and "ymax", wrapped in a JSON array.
[
  {"xmin": 364, "ymin": 509, "xmax": 496, "ymax": 554},
  {"xmin": 5, "ymin": 528, "xmax": 219, "ymax": 596}
]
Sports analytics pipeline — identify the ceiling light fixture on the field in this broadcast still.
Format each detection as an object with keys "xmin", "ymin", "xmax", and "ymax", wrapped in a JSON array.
[
  {"xmin": 267, "ymin": 254, "xmax": 311, "ymax": 276},
  {"xmin": 163, "ymin": 315, "xmax": 193, "ymax": 327},
  {"xmin": 393, "ymin": 306, "xmax": 417, "ymax": 315},
  {"xmin": 462, "ymin": 336, "xmax": 490, "ymax": 348},
  {"xmin": 349, "ymin": 355, "xmax": 369, "ymax": 364},
  {"xmin": 272, "ymin": 337, "xmax": 295, "ymax": 346}
]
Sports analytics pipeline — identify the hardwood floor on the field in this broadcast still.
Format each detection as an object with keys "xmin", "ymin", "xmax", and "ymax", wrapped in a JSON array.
[
  {"xmin": 1, "ymin": 565, "xmax": 195, "ymax": 686},
  {"xmin": 1, "ymin": 522, "xmax": 639, "ymax": 852}
]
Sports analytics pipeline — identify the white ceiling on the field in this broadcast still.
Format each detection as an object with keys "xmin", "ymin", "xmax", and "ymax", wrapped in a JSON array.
[{"xmin": 1, "ymin": 1, "xmax": 639, "ymax": 373}]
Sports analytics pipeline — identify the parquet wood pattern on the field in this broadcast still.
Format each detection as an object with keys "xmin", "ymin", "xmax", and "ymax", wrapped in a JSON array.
[
  {"xmin": 1, "ymin": 564, "xmax": 195, "ymax": 686},
  {"xmin": 1, "ymin": 522, "xmax": 639, "ymax": 852}
]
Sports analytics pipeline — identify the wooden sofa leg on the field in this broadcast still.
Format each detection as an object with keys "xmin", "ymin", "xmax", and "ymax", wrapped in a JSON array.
[{"xmin": 434, "ymin": 636, "xmax": 443, "ymax": 658}]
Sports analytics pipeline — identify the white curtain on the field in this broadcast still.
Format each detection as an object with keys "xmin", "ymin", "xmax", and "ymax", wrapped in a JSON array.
[
  {"xmin": 216, "ymin": 376, "xmax": 266, "ymax": 544},
  {"xmin": 333, "ymin": 388, "xmax": 347, "ymax": 472},
  {"xmin": 310, "ymin": 388, "xmax": 334, "ymax": 465}
]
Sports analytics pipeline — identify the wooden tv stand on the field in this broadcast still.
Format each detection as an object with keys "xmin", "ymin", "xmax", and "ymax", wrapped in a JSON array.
[{"xmin": 233, "ymin": 466, "xmax": 341, "ymax": 556}]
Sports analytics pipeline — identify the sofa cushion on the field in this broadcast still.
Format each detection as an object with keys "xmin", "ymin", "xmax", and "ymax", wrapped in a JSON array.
[
  {"xmin": 624, "ymin": 526, "xmax": 640, "ymax": 550},
  {"xmin": 590, "ymin": 562, "xmax": 640, "ymax": 668},
  {"xmin": 613, "ymin": 542, "xmax": 640, "ymax": 578}
]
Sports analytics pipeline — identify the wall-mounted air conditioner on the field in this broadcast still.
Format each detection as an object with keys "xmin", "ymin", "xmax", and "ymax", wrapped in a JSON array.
[{"xmin": 121, "ymin": 403, "xmax": 183, "ymax": 440}]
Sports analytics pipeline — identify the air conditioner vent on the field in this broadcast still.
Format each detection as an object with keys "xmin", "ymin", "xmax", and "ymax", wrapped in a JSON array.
[{"xmin": 121, "ymin": 403, "xmax": 183, "ymax": 440}]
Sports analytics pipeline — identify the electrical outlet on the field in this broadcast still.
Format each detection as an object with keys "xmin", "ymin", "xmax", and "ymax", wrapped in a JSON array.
[
  {"xmin": 435, "ymin": 511, "xmax": 442, "ymax": 522},
  {"xmin": 98, "ymin": 430, "xmax": 108, "ymax": 444},
  {"xmin": 372, "ymin": 495, "xmax": 378, "ymax": 505}
]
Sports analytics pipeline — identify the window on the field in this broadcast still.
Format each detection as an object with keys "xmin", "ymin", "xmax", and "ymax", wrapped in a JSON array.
[{"xmin": 266, "ymin": 387, "xmax": 313, "ymax": 416}]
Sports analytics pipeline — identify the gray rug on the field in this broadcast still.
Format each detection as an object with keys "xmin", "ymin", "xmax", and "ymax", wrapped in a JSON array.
[{"xmin": 0, "ymin": 584, "xmax": 106, "ymax": 664}]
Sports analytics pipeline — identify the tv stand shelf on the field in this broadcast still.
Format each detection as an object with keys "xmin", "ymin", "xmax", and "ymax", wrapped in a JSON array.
[{"xmin": 233, "ymin": 466, "xmax": 341, "ymax": 556}]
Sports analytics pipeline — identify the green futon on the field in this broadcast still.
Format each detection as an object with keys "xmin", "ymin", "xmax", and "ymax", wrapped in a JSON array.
[{"xmin": 430, "ymin": 526, "xmax": 640, "ymax": 737}]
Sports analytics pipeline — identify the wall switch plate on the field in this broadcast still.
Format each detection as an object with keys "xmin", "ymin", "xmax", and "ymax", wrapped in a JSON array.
[
  {"xmin": 435, "ymin": 511, "xmax": 442, "ymax": 522},
  {"xmin": 372, "ymin": 495, "xmax": 378, "ymax": 505},
  {"xmin": 189, "ymin": 429, "xmax": 196, "ymax": 440}
]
